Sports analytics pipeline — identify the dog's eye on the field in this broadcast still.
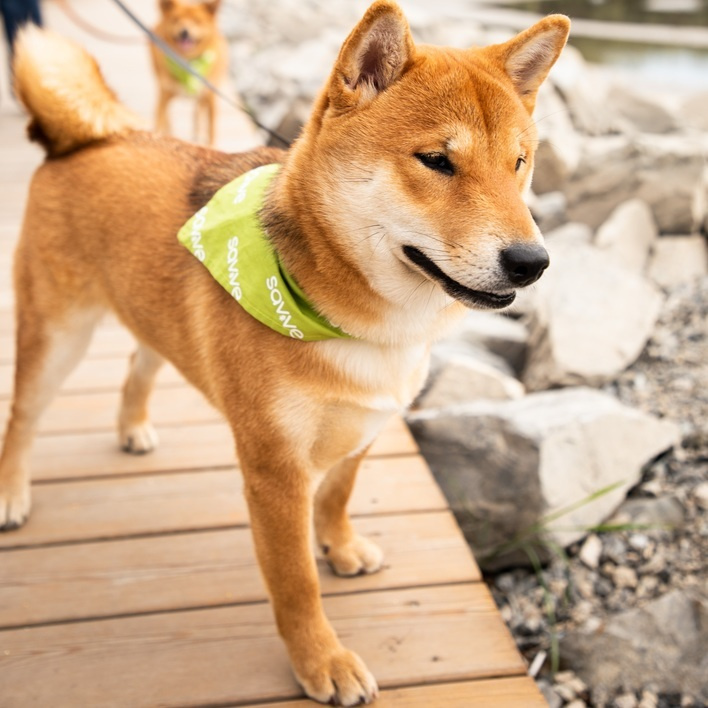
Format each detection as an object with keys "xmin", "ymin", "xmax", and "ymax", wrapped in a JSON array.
[
  {"xmin": 415, "ymin": 153, "xmax": 454, "ymax": 176},
  {"xmin": 515, "ymin": 156, "xmax": 526, "ymax": 172}
]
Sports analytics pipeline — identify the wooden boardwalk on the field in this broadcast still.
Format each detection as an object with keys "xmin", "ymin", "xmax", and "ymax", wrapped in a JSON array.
[{"xmin": 0, "ymin": 2, "xmax": 544, "ymax": 705}]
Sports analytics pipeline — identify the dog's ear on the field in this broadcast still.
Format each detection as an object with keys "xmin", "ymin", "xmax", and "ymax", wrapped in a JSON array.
[
  {"xmin": 490, "ymin": 15, "xmax": 570, "ymax": 113},
  {"xmin": 203, "ymin": 0, "xmax": 221, "ymax": 15},
  {"xmin": 159, "ymin": 0, "xmax": 176, "ymax": 14},
  {"xmin": 329, "ymin": 0, "xmax": 415, "ymax": 110}
]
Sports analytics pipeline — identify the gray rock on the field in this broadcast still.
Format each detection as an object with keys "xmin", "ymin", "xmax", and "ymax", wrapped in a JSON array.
[
  {"xmin": 561, "ymin": 590, "xmax": 708, "ymax": 701},
  {"xmin": 681, "ymin": 91, "xmax": 708, "ymax": 131},
  {"xmin": 532, "ymin": 82, "xmax": 582, "ymax": 193},
  {"xmin": 648, "ymin": 236, "xmax": 708, "ymax": 290},
  {"xmin": 443, "ymin": 310, "xmax": 529, "ymax": 374},
  {"xmin": 407, "ymin": 388, "xmax": 679, "ymax": 568},
  {"xmin": 416, "ymin": 354, "xmax": 524, "ymax": 408},
  {"xmin": 268, "ymin": 96, "xmax": 311, "ymax": 147},
  {"xmin": 694, "ymin": 481, "xmax": 708, "ymax": 511},
  {"xmin": 530, "ymin": 190, "xmax": 568, "ymax": 233},
  {"xmin": 637, "ymin": 162, "xmax": 706, "ymax": 234},
  {"xmin": 594, "ymin": 199, "xmax": 658, "ymax": 274},
  {"xmin": 612, "ymin": 566, "xmax": 638, "ymax": 589},
  {"xmin": 609, "ymin": 84, "xmax": 678, "ymax": 134},
  {"xmin": 565, "ymin": 137, "xmax": 708, "ymax": 233},
  {"xmin": 544, "ymin": 221, "xmax": 593, "ymax": 248},
  {"xmin": 609, "ymin": 496, "xmax": 685, "ymax": 530},
  {"xmin": 579, "ymin": 534, "xmax": 603, "ymax": 570},
  {"xmin": 523, "ymin": 240, "xmax": 664, "ymax": 390},
  {"xmin": 550, "ymin": 45, "xmax": 618, "ymax": 135}
]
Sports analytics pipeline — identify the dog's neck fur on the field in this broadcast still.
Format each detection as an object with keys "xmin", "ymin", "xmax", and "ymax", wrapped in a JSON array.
[{"xmin": 262, "ymin": 139, "xmax": 465, "ymax": 349}]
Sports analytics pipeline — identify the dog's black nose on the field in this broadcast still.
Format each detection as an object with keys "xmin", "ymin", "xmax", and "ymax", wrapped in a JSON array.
[
  {"xmin": 178, "ymin": 28, "xmax": 190, "ymax": 41},
  {"xmin": 500, "ymin": 244, "xmax": 549, "ymax": 287}
]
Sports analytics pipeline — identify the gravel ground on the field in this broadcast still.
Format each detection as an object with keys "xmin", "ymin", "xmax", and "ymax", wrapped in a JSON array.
[{"xmin": 487, "ymin": 277, "xmax": 708, "ymax": 708}]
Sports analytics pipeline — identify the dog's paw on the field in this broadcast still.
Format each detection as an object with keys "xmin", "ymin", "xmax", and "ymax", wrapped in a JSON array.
[
  {"xmin": 294, "ymin": 647, "xmax": 378, "ymax": 706},
  {"xmin": 120, "ymin": 422, "xmax": 159, "ymax": 454},
  {"xmin": 0, "ymin": 480, "xmax": 31, "ymax": 531},
  {"xmin": 324, "ymin": 535, "xmax": 384, "ymax": 577}
]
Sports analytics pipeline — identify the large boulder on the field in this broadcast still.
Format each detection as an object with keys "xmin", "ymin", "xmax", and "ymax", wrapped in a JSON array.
[
  {"xmin": 565, "ymin": 136, "xmax": 708, "ymax": 232},
  {"xmin": 532, "ymin": 82, "xmax": 582, "ymax": 194},
  {"xmin": 416, "ymin": 353, "xmax": 524, "ymax": 409},
  {"xmin": 648, "ymin": 235, "xmax": 708, "ymax": 290},
  {"xmin": 407, "ymin": 388, "xmax": 679, "ymax": 569},
  {"xmin": 523, "ymin": 238, "xmax": 663, "ymax": 390},
  {"xmin": 594, "ymin": 198, "xmax": 658, "ymax": 273},
  {"xmin": 561, "ymin": 589, "xmax": 708, "ymax": 704},
  {"xmin": 549, "ymin": 45, "xmax": 618, "ymax": 135},
  {"xmin": 608, "ymin": 84, "xmax": 678, "ymax": 134},
  {"xmin": 440, "ymin": 310, "xmax": 529, "ymax": 374}
]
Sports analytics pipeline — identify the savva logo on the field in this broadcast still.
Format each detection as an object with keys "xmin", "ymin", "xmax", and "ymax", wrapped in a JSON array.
[{"xmin": 266, "ymin": 276, "xmax": 304, "ymax": 339}]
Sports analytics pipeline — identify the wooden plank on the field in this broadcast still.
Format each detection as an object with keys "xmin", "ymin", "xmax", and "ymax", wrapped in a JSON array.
[
  {"xmin": 24, "ymin": 416, "xmax": 415, "ymax": 482},
  {"xmin": 0, "ymin": 511, "xmax": 478, "ymax": 627},
  {"xmin": 257, "ymin": 677, "xmax": 546, "ymax": 708},
  {"xmin": 0, "ymin": 356, "xmax": 185, "ymax": 398},
  {"xmin": 0, "ymin": 584, "xmax": 525, "ymax": 707},
  {"xmin": 0, "ymin": 383, "xmax": 222, "ymax": 435},
  {"xmin": 0, "ymin": 455, "xmax": 447, "ymax": 549},
  {"xmin": 0, "ymin": 387, "xmax": 419, "ymax": 460},
  {"xmin": 0, "ymin": 325, "xmax": 135, "ymax": 364}
]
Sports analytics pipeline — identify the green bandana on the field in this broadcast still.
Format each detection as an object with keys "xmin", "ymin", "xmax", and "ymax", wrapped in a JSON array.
[
  {"xmin": 178, "ymin": 163, "xmax": 350, "ymax": 341},
  {"xmin": 165, "ymin": 49, "xmax": 215, "ymax": 95}
]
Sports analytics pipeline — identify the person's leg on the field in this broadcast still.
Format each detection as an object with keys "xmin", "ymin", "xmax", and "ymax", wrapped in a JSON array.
[{"xmin": 1, "ymin": 0, "xmax": 43, "ymax": 50}]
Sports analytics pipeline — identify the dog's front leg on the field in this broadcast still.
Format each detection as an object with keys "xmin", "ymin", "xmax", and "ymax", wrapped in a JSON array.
[
  {"xmin": 155, "ymin": 88, "xmax": 174, "ymax": 136},
  {"xmin": 240, "ymin": 449, "xmax": 378, "ymax": 706},
  {"xmin": 315, "ymin": 452, "xmax": 384, "ymax": 577}
]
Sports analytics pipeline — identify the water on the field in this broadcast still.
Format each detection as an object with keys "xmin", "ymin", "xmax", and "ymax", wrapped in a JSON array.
[{"xmin": 499, "ymin": 0, "xmax": 708, "ymax": 91}]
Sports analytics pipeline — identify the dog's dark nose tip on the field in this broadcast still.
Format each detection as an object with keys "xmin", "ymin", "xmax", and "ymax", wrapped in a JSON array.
[
  {"xmin": 500, "ymin": 244, "xmax": 549, "ymax": 287},
  {"xmin": 178, "ymin": 28, "xmax": 190, "ymax": 41}
]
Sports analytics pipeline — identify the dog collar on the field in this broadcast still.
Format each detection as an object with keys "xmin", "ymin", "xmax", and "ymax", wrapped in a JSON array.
[
  {"xmin": 165, "ymin": 49, "xmax": 215, "ymax": 95},
  {"xmin": 178, "ymin": 164, "xmax": 351, "ymax": 341}
]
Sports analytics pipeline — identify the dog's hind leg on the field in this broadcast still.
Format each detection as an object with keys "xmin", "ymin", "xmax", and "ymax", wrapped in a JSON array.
[
  {"xmin": 118, "ymin": 343, "xmax": 164, "ymax": 454},
  {"xmin": 314, "ymin": 451, "xmax": 384, "ymax": 577},
  {"xmin": 0, "ymin": 306, "xmax": 101, "ymax": 529}
]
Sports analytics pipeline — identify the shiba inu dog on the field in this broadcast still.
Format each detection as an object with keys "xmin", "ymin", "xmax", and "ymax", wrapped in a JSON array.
[
  {"xmin": 150, "ymin": 0, "xmax": 227, "ymax": 145},
  {"xmin": 1, "ymin": 2, "xmax": 569, "ymax": 704}
]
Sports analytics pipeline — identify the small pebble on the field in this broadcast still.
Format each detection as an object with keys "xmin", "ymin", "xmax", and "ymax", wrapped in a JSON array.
[
  {"xmin": 693, "ymin": 481, "xmax": 708, "ymax": 510},
  {"xmin": 579, "ymin": 534, "xmax": 603, "ymax": 569},
  {"xmin": 615, "ymin": 693, "xmax": 638, "ymax": 708},
  {"xmin": 613, "ymin": 566, "xmax": 638, "ymax": 589}
]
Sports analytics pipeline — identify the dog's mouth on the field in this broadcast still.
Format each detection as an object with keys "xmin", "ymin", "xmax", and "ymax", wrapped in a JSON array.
[
  {"xmin": 402, "ymin": 245, "xmax": 516, "ymax": 309},
  {"xmin": 174, "ymin": 31, "xmax": 198, "ymax": 51}
]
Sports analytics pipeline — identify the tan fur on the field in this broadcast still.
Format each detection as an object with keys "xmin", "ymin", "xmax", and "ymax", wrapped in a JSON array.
[
  {"xmin": 1, "ymin": 4, "xmax": 569, "ymax": 705},
  {"xmin": 150, "ymin": 0, "xmax": 228, "ymax": 146}
]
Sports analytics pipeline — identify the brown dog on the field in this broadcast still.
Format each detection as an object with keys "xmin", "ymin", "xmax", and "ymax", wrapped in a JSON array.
[
  {"xmin": 2, "ymin": 3, "xmax": 569, "ymax": 704},
  {"xmin": 150, "ymin": 0, "xmax": 227, "ymax": 146}
]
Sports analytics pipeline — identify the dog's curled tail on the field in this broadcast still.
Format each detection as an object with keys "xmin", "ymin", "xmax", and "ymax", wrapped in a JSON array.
[{"xmin": 13, "ymin": 26, "xmax": 142, "ymax": 157}]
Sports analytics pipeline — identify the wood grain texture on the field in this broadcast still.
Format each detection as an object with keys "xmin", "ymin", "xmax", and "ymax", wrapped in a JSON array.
[
  {"xmin": 0, "ymin": 511, "xmax": 479, "ymax": 627},
  {"xmin": 0, "ymin": 584, "xmax": 525, "ymax": 708},
  {"xmin": 257, "ymin": 676, "xmax": 547, "ymax": 708},
  {"xmin": 0, "ymin": 384, "xmax": 222, "ymax": 434},
  {"xmin": 0, "ymin": 324, "xmax": 135, "ymax": 365},
  {"xmin": 0, "ymin": 356, "xmax": 185, "ymax": 398},
  {"xmin": 21, "ymin": 416, "xmax": 415, "ymax": 482},
  {"xmin": 0, "ymin": 455, "xmax": 446, "ymax": 549},
  {"xmin": 0, "ymin": 387, "xmax": 420, "ymax": 458}
]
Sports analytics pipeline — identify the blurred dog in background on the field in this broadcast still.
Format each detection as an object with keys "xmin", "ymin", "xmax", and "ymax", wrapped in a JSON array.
[{"xmin": 150, "ymin": 0, "xmax": 227, "ymax": 145}]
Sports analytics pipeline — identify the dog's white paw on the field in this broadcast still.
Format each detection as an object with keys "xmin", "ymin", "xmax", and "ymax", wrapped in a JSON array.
[
  {"xmin": 0, "ymin": 479, "xmax": 31, "ymax": 531},
  {"xmin": 324, "ymin": 535, "xmax": 384, "ymax": 577},
  {"xmin": 120, "ymin": 422, "xmax": 159, "ymax": 454},
  {"xmin": 294, "ymin": 646, "xmax": 378, "ymax": 706}
]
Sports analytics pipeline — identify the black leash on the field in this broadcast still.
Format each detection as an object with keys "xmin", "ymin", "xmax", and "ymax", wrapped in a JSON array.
[{"xmin": 106, "ymin": 0, "xmax": 291, "ymax": 147}]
